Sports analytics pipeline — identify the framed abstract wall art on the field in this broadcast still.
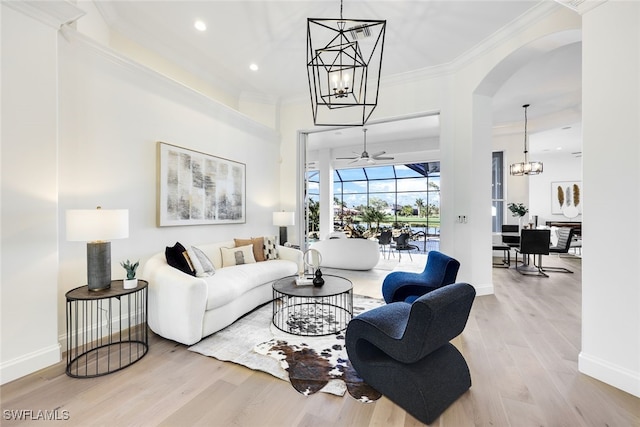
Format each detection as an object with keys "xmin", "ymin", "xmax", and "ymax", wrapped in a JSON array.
[
  {"xmin": 551, "ymin": 181, "xmax": 582, "ymax": 218},
  {"xmin": 157, "ymin": 142, "xmax": 246, "ymax": 226}
]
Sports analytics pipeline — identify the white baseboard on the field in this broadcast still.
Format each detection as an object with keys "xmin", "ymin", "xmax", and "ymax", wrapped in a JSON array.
[
  {"xmin": 58, "ymin": 309, "xmax": 145, "ymax": 355},
  {"xmin": 0, "ymin": 344, "xmax": 61, "ymax": 385},
  {"xmin": 474, "ymin": 282, "xmax": 494, "ymax": 296},
  {"xmin": 579, "ymin": 351, "xmax": 640, "ymax": 398}
]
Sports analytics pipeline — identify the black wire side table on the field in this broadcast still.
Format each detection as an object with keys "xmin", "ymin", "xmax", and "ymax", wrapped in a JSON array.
[
  {"xmin": 66, "ymin": 279, "xmax": 148, "ymax": 378},
  {"xmin": 272, "ymin": 275, "xmax": 353, "ymax": 336}
]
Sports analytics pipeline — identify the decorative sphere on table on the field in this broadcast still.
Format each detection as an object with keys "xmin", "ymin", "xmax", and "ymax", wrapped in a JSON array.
[{"xmin": 313, "ymin": 269, "xmax": 325, "ymax": 287}]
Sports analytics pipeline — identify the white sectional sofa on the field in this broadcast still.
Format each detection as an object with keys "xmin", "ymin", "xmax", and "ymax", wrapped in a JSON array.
[{"xmin": 142, "ymin": 240, "xmax": 302, "ymax": 345}]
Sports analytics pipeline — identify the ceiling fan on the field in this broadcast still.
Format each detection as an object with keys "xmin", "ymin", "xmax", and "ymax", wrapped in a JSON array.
[{"xmin": 337, "ymin": 128, "xmax": 394, "ymax": 164}]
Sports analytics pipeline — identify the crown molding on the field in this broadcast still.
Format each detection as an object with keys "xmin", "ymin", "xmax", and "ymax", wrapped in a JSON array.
[
  {"xmin": 286, "ymin": 1, "xmax": 564, "ymax": 102},
  {"xmin": 453, "ymin": 1, "xmax": 563, "ymax": 70},
  {"xmin": 553, "ymin": 0, "xmax": 607, "ymax": 15},
  {"xmin": 239, "ymin": 91, "xmax": 279, "ymax": 106},
  {"xmin": 59, "ymin": 28, "xmax": 277, "ymax": 142},
  {"xmin": 4, "ymin": 0, "xmax": 85, "ymax": 29}
]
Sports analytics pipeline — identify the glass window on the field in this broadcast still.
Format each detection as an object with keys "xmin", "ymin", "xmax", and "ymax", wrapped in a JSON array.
[
  {"xmin": 492, "ymin": 151, "xmax": 504, "ymax": 232},
  {"xmin": 336, "ymin": 168, "xmax": 366, "ymax": 181},
  {"xmin": 364, "ymin": 166, "xmax": 396, "ymax": 180},
  {"xmin": 329, "ymin": 162, "xmax": 441, "ymax": 235},
  {"xmin": 342, "ymin": 181, "xmax": 367, "ymax": 193},
  {"xmin": 394, "ymin": 164, "xmax": 424, "ymax": 178},
  {"xmin": 369, "ymin": 179, "xmax": 395, "ymax": 193},
  {"xmin": 397, "ymin": 177, "xmax": 427, "ymax": 192}
]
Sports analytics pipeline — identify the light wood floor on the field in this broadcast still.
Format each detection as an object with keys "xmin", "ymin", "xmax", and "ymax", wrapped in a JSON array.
[{"xmin": 2, "ymin": 254, "xmax": 639, "ymax": 426}]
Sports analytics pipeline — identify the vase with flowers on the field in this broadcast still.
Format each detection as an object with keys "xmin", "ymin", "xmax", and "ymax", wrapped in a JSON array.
[{"xmin": 507, "ymin": 202, "xmax": 529, "ymax": 230}]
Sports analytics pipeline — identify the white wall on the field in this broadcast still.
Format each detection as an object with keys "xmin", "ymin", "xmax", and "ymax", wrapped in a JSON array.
[
  {"xmin": 282, "ymin": 6, "xmax": 582, "ymax": 297},
  {"xmin": 528, "ymin": 150, "xmax": 582, "ymax": 224},
  {"xmin": 1, "ymin": 3, "xmax": 283, "ymax": 382},
  {"xmin": 56, "ymin": 32, "xmax": 283, "ymax": 345},
  {"xmin": 580, "ymin": 0, "xmax": 640, "ymax": 397},
  {"xmin": 3, "ymin": 1, "xmax": 638, "ymax": 398},
  {"xmin": 1, "ymin": 4, "xmax": 62, "ymax": 384},
  {"xmin": 493, "ymin": 133, "xmax": 529, "ymax": 225},
  {"xmin": 493, "ymin": 133, "xmax": 583, "ymax": 227}
]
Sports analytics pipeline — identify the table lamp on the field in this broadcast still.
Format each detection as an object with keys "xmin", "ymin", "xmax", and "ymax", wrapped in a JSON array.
[
  {"xmin": 66, "ymin": 207, "xmax": 129, "ymax": 291},
  {"xmin": 272, "ymin": 211, "xmax": 295, "ymax": 245}
]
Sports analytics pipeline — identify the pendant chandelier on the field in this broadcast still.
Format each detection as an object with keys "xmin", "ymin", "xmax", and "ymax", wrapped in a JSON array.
[
  {"xmin": 510, "ymin": 104, "xmax": 543, "ymax": 176},
  {"xmin": 306, "ymin": 0, "xmax": 386, "ymax": 126}
]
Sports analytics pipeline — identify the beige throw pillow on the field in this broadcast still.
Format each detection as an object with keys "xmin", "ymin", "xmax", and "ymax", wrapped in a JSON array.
[
  {"xmin": 220, "ymin": 244, "xmax": 256, "ymax": 267},
  {"xmin": 234, "ymin": 237, "xmax": 266, "ymax": 262}
]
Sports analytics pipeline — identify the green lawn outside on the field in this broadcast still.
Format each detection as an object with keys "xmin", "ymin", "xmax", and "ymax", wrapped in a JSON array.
[{"xmin": 351, "ymin": 215, "xmax": 441, "ymax": 229}]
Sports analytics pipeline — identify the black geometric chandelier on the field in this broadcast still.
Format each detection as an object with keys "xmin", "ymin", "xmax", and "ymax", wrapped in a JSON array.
[
  {"xmin": 306, "ymin": 0, "xmax": 386, "ymax": 126},
  {"xmin": 510, "ymin": 104, "xmax": 543, "ymax": 176}
]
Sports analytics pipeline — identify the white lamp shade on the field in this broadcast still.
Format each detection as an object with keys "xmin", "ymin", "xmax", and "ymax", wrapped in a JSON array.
[
  {"xmin": 66, "ymin": 209, "xmax": 129, "ymax": 242},
  {"xmin": 272, "ymin": 211, "xmax": 295, "ymax": 227}
]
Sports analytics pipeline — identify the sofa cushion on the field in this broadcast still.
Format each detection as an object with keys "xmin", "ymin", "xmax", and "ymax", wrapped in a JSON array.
[
  {"xmin": 220, "ymin": 244, "xmax": 256, "ymax": 267},
  {"xmin": 187, "ymin": 246, "xmax": 215, "ymax": 277},
  {"xmin": 263, "ymin": 236, "xmax": 279, "ymax": 260},
  {"xmin": 205, "ymin": 260, "xmax": 298, "ymax": 310},
  {"xmin": 234, "ymin": 237, "xmax": 266, "ymax": 262},
  {"xmin": 165, "ymin": 242, "xmax": 195, "ymax": 276}
]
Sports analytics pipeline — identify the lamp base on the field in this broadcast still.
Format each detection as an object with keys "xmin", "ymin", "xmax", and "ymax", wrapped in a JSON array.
[
  {"xmin": 87, "ymin": 241, "xmax": 111, "ymax": 291},
  {"xmin": 279, "ymin": 226, "xmax": 288, "ymax": 246}
]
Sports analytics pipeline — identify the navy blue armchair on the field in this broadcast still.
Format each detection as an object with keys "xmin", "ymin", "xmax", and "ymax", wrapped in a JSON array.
[
  {"xmin": 382, "ymin": 250, "xmax": 460, "ymax": 303},
  {"xmin": 346, "ymin": 282, "xmax": 476, "ymax": 425}
]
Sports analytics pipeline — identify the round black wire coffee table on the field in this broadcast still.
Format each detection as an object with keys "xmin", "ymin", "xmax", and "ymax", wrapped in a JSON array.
[{"xmin": 272, "ymin": 274, "xmax": 353, "ymax": 336}]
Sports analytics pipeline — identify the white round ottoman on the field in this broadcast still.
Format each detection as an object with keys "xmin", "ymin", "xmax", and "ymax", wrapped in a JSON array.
[{"xmin": 310, "ymin": 238, "xmax": 380, "ymax": 270}]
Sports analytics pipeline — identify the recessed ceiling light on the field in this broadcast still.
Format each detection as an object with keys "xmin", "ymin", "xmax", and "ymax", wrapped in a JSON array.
[
  {"xmin": 194, "ymin": 20, "xmax": 207, "ymax": 31},
  {"xmin": 249, "ymin": 63, "xmax": 259, "ymax": 71}
]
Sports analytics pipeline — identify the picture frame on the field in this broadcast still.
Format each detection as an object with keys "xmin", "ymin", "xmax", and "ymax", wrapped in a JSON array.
[
  {"xmin": 157, "ymin": 142, "xmax": 246, "ymax": 226},
  {"xmin": 551, "ymin": 181, "xmax": 582, "ymax": 217}
]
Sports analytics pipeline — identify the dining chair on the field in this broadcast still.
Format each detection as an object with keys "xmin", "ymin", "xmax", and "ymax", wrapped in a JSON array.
[
  {"xmin": 515, "ymin": 229, "xmax": 551, "ymax": 277},
  {"xmin": 501, "ymin": 224, "xmax": 520, "ymax": 247},
  {"xmin": 544, "ymin": 227, "xmax": 575, "ymax": 273}
]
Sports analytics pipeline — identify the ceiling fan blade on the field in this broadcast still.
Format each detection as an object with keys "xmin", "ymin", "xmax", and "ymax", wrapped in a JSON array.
[
  {"xmin": 371, "ymin": 150, "xmax": 394, "ymax": 160},
  {"xmin": 337, "ymin": 156, "xmax": 359, "ymax": 160}
]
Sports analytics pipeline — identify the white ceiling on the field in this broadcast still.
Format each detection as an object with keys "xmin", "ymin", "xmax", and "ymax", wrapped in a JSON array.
[{"xmin": 93, "ymin": 0, "xmax": 582, "ymax": 154}]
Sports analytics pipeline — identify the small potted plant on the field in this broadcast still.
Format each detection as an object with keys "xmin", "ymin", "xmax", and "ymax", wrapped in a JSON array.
[
  {"xmin": 121, "ymin": 259, "xmax": 139, "ymax": 289},
  {"xmin": 507, "ymin": 202, "xmax": 529, "ymax": 229}
]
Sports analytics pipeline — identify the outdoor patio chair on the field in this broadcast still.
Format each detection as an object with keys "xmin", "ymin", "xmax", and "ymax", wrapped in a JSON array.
[{"xmin": 393, "ymin": 233, "xmax": 419, "ymax": 261}]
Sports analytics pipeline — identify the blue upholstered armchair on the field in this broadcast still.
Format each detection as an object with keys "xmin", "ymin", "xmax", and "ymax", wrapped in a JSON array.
[
  {"xmin": 346, "ymin": 282, "xmax": 476, "ymax": 425},
  {"xmin": 381, "ymin": 250, "xmax": 460, "ymax": 303}
]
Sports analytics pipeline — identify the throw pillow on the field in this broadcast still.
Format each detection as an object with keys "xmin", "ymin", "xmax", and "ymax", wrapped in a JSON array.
[
  {"xmin": 263, "ymin": 235, "xmax": 279, "ymax": 260},
  {"xmin": 234, "ymin": 237, "xmax": 266, "ymax": 262},
  {"xmin": 165, "ymin": 242, "xmax": 195, "ymax": 276},
  {"xmin": 220, "ymin": 244, "xmax": 256, "ymax": 267},
  {"xmin": 187, "ymin": 246, "xmax": 215, "ymax": 277}
]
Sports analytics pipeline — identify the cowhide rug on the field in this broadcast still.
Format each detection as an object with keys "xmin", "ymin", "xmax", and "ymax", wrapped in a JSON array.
[{"xmin": 188, "ymin": 295, "xmax": 384, "ymax": 402}]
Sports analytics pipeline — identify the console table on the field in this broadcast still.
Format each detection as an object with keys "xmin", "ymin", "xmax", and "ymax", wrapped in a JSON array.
[{"xmin": 66, "ymin": 280, "xmax": 148, "ymax": 378}]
